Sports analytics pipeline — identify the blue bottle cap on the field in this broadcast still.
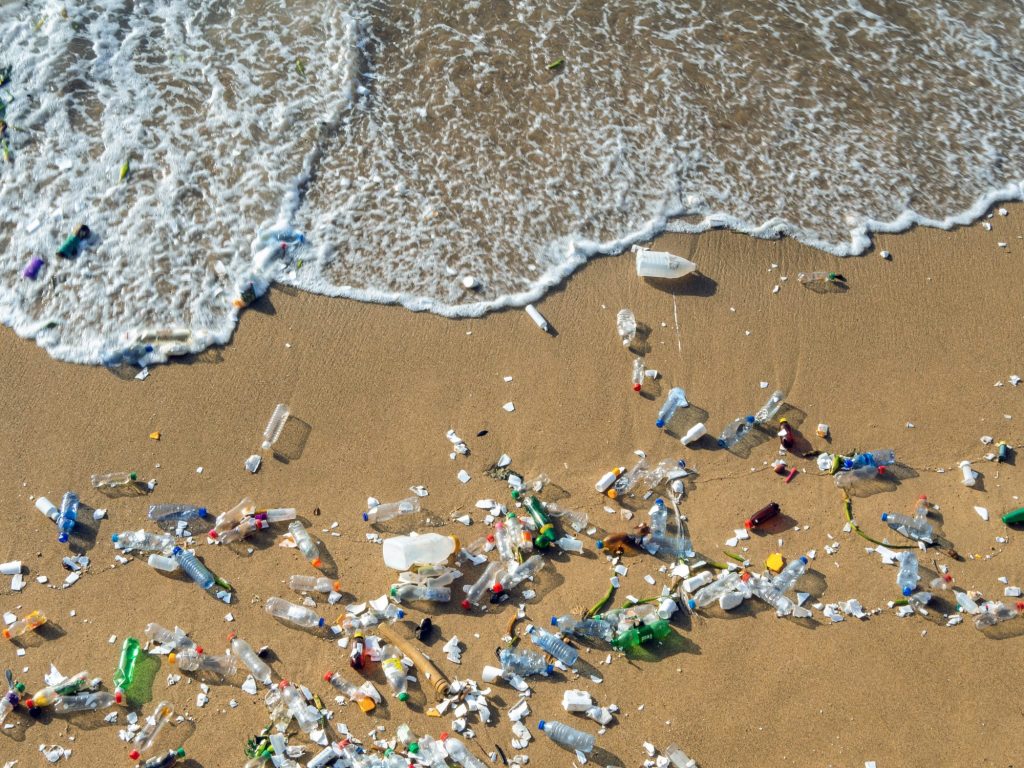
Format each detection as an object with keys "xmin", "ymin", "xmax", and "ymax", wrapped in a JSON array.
[
  {"xmin": 396, "ymin": 610, "xmax": 405, "ymax": 619},
  {"xmin": 550, "ymin": 616, "xmax": 557, "ymax": 626},
  {"xmin": 111, "ymin": 533, "xmax": 119, "ymax": 542},
  {"xmin": 362, "ymin": 512, "xmax": 369, "ymax": 522},
  {"xmin": 197, "ymin": 508, "xmax": 208, "ymax": 518},
  {"xmin": 799, "ymin": 556, "xmax": 808, "ymax": 564},
  {"xmin": 902, "ymin": 587, "xmax": 912, "ymax": 597},
  {"xmin": 596, "ymin": 540, "xmax": 604, "ymax": 549},
  {"xmin": 687, "ymin": 598, "xmax": 696, "ymax": 610},
  {"xmin": 881, "ymin": 513, "xmax": 889, "ymax": 521},
  {"xmin": 57, "ymin": 533, "xmax": 69, "ymax": 543},
  {"xmin": 538, "ymin": 720, "xmax": 547, "ymax": 731},
  {"xmin": 545, "ymin": 664, "xmax": 554, "ymax": 675},
  {"xmin": 655, "ymin": 419, "xmax": 666, "ymax": 428},
  {"xmin": 172, "ymin": 546, "xmax": 183, "ymax": 555},
  {"xmin": 318, "ymin": 618, "xmax": 326, "ymax": 627}
]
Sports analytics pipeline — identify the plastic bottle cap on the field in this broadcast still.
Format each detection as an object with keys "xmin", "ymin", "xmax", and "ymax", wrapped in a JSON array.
[
  {"xmin": 317, "ymin": 618, "xmax": 326, "ymax": 627},
  {"xmin": 197, "ymin": 508, "xmax": 208, "ymax": 518},
  {"xmin": 878, "ymin": 466, "xmax": 887, "ymax": 475},
  {"xmin": 324, "ymin": 671, "xmax": 334, "ymax": 681},
  {"xmin": 440, "ymin": 732, "xmax": 449, "ymax": 741},
  {"xmin": 398, "ymin": 692, "xmax": 409, "ymax": 702},
  {"xmin": 312, "ymin": 558, "xmax": 323, "ymax": 568},
  {"xmin": 362, "ymin": 512, "xmax": 370, "ymax": 521},
  {"xmin": 390, "ymin": 587, "xmax": 397, "ymax": 597},
  {"xmin": 799, "ymin": 556, "xmax": 809, "ymax": 564},
  {"xmin": 656, "ymin": 419, "xmax": 666, "ymax": 428},
  {"xmin": 396, "ymin": 610, "xmax": 404, "ymax": 618},
  {"xmin": 687, "ymin": 599, "xmax": 696, "ymax": 609},
  {"xmin": 460, "ymin": 599, "xmax": 471, "ymax": 610},
  {"xmin": 743, "ymin": 520, "xmax": 753, "ymax": 530},
  {"xmin": 545, "ymin": 664, "xmax": 554, "ymax": 675},
  {"xmin": 550, "ymin": 616, "xmax": 558, "ymax": 625},
  {"xmin": 492, "ymin": 583, "xmax": 504, "ymax": 595},
  {"xmin": 111, "ymin": 533, "xmax": 119, "ymax": 542},
  {"xmin": 176, "ymin": 748, "xmax": 186, "ymax": 758},
  {"xmin": 596, "ymin": 540, "xmax": 604, "ymax": 549},
  {"xmin": 129, "ymin": 750, "xmax": 140, "ymax": 761},
  {"xmin": 194, "ymin": 645, "xmax": 203, "ymax": 654},
  {"xmin": 57, "ymin": 533, "xmax": 69, "ymax": 543},
  {"xmin": 114, "ymin": 690, "xmax": 123, "ymax": 704},
  {"xmin": 129, "ymin": 472, "xmax": 138, "ymax": 480},
  {"xmin": 538, "ymin": 720, "xmax": 547, "ymax": 730},
  {"xmin": 918, "ymin": 495, "xmax": 927, "ymax": 501},
  {"xmin": 633, "ymin": 384, "xmax": 641, "ymax": 392},
  {"xmin": 24, "ymin": 699, "xmax": 35, "ymax": 709},
  {"xmin": 208, "ymin": 530, "xmax": 219, "ymax": 539},
  {"xmin": 172, "ymin": 546, "xmax": 183, "ymax": 555},
  {"xmin": 902, "ymin": 587, "xmax": 912, "ymax": 596},
  {"xmin": 168, "ymin": 653, "xmax": 177, "ymax": 665},
  {"xmin": 881, "ymin": 513, "xmax": 889, "ymax": 521}
]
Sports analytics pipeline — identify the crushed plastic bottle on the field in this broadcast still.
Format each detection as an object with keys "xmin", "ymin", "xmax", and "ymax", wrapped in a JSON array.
[
  {"xmin": 25, "ymin": 671, "xmax": 88, "ymax": 709},
  {"xmin": 170, "ymin": 648, "xmax": 237, "ymax": 675},
  {"xmin": 289, "ymin": 575, "xmax": 340, "ymax": 594},
  {"xmin": 656, "ymin": 387, "xmax": 689, "ymax": 428},
  {"xmin": 462, "ymin": 560, "xmax": 507, "ymax": 610},
  {"xmin": 975, "ymin": 601, "xmax": 1024, "ymax": 628},
  {"xmin": 718, "ymin": 415, "xmax": 756, "ymax": 449},
  {"xmin": 91, "ymin": 471, "xmax": 138, "ymax": 489},
  {"xmin": 112, "ymin": 529, "xmax": 176, "ymax": 552},
  {"xmin": 171, "ymin": 547, "xmax": 216, "ymax": 590},
  {"xmin": 114, "ymin": 637, "xmax": 142, "ymax": 703},
  {"xmin": 771, "ymin": 556, "xmax": 809, "ymax": 593},
  {"xmin": 745, "ymin": 573, "xmax": 808, "ymax": 617},
  {"xmin": 846, "ymin": 449, "xmax": 896, "ymax": 469},
  {"xmin": 265, "ymin": 597, "xmax": 325, "ymax": 629},
  {"xmin": 209, "ymin": 498, "xmax": 256, "ymax": 537},
  {"xmin": 391, "ymin": 583, "xmax": 451, "ymax": 603},
  {"xmin": 380, "ymin": 645, "xmax": 409, "ymax": 702},
  {"xmin": 53, "ymin": 691, "xmax": 117, "ymax": 714},
  {"xmin": 261, "ymin": 403, "xmax": 290, "ymax": 451},
  {"xmin": 147, "ymin": 554, "xmax": 179, "ymax": 573},
  {"xmin": 688, "ymin": 572, "xmax": 743, "ymax": 610},
  {"xmin": 215, "ymin": 516, "xmax": 269, "ymax": 544},
  {"xmin": 324, "ymin": 671, "xmax": 376, "ymax": 712},
  {"xmin": 148, "ymin": 503, "xmax": 209, "ymax": 529},
  {"xmin": 129, "ymin": 700, "xmax": 174, "ymax": 760},
  {"xmin": 551, "ymin": 614, "xmax": 615, "ymax": 642},
  {"xmin": 527, "ymin": 626, "xmax": 579, "ymax": 666},
  {"xmin": 498, "ymin": 647, "xmax": 553, "ymax": 677},
  {"xmin": 835, "ymin": 464, "xmax": 887, "ymax": 489},
  {"xmin": 616, "ymin": 309, "xmax": 637, "ymax": 346},
  {"xmin": 363, "ymin": 496, "xmax": 421, "ymax": 524},
  {"xmin": 896, "ymin": 551, "xmax": 920, "ymax": 597},
  {"xmin": 443, "ymin": 735, "xmax": 488, "ymax": 768},
  {"xmin": 537, "ymin": 719, "xmax": 595, "ymax": 753},
  {"xmin": 0, "ymin": 672, "xmax": 24, "ymax": 724},
  {"xmin": 547, "ymin": 503, "xmax": 588, "ymax": 533},
  {"xmin": 881, "ymin": 511, "xmax": 934, "ymax": 543},
  {"xmin": 287, "ymin": 521, "xmax": 323, "ymax": 568},
  {"xmin": 492, "ymin": 554, "xmax": 545, "ymax": 597},
  {"xmin": 2, "ymin": 609, "xmax": 47, "ymax": 640},
  {"xmin": 144, "ymin": 623, "xmax": 201, "ymax": 653},
  {"xmin": 278, "ymin": 681, "xmax": 321, "ymax": 732},
  {"xmin": 664, "ymin": 743, "xmax": 698, "ymax": 768},
  {"xmin": 339, "ymin": 604, "xmax": 404, "ymax": 635}
]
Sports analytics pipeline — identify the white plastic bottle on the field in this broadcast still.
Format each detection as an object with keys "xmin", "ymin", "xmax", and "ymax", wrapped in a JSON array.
[
  {"xmin": 681, "ymin": 422, "xmax": 707, "ymax": 446},
  {"xmin": 634, "ymin": 248, "xmax": 697, "ymax": 279},
  {"xmin": 959, "ymin": 460, "xmax": 977, "ymax": 487},
  {"xmin": 381, "ymin": 533, "xmax": 458, "ymax": 570},
  {"xmin": 537, "ymin": 719, "xmax": 595, "ymax": 753},
  {"xmin": 261, "ymin": 404, "xmax": 289, "ymax": 450},
  {"xmin": 616, "ymin": 309, "xmax": 637, "ymax": 345},
  {"xmin": 363, "ymin": 496, "xmax": 421, "ymax": 524}
]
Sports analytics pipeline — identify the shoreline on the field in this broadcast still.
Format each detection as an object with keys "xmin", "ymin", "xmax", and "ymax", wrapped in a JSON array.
[{"xmin": 1, "ymin": 209, "xmax": 1024, "ymax": 767}]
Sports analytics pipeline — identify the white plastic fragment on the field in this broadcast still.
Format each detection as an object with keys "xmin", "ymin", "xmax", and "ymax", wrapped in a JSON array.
[
  {"xmin": 245, "ymin": 454, "xmax": 262, "ymax": 474},
  {"xmin": 975, "ymin": 506, "xmax": 989, "ymax": 521},
  {"xmin": 503, "ymin": 402, "xmax": 516, "ymax": 412}
]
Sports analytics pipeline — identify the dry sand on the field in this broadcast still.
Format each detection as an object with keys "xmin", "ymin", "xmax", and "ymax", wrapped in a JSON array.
[{"xmin": 2, "ymin": 206, "xmax": 1024, "ymax": 768}]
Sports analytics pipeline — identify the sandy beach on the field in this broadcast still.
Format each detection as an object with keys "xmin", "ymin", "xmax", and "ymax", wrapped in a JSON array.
[{"xmin": 2, "ymin": 206, "xmax": 1024, "ymax": 768}]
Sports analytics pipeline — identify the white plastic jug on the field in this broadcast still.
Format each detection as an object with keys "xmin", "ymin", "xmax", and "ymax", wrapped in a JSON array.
[
  {"xmin": 635, "ymin": 248, "xmax": 697, "ymax": 279},
  {"xmin": 382, "ymin": 533, "xmax": 458, "ymax": 570}
]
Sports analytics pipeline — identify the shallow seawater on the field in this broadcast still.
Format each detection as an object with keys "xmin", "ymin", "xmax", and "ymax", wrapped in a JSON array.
[{"xmin": 0, "ymin": 0, "xmax": 1022, "ymax": 363}]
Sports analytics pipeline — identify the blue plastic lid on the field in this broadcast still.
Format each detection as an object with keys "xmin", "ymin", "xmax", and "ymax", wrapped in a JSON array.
[
  {"xmin": 172, "ymin": 546, "xmax": 183, "ymax": 555},
  {"xmin": 902, "ymin": 587, "xmax": 912, "ymax": 597},
  {"xmin": 550, "ymin": 616, "xmax": 558, "ymax": 626},
  {"xmin": 881, "ymin": 513, "xmax": 889, "ymax": 521},
  {"xmin": 656, "ymin": 419, "xmax": 666, "ymax": 428},
  {"xmin": 545, "ymin": 664, "xmax": 554, "ymax": 675},
  {"xmin": 197, "ymin": 508, "xmax": 208, "ymax": 518},
  {"xmin": 57, "ymin": 533, "xmax": 68, "ymax": 543},
  {"xmin": 362, "ymin": 512, "xmax": 369, "ymax": 521},
  {"xmin": 687, "ymin": 598, "xmax": 696, "ymax": 610},
  {"xmin": 745, "ymin": 415, "xmax": 755, "ymax": 423},
  {"xmin": 799, "ymin": 556, "xmax": 808, "ymax": 564},
  {"xmin": 538, "ymin": 720, "xmax": 547, "ymax": 730},
  {"xmin": 111, "ymin": 533, "xmax": 119, "ymax": 542},
  {"xmin": 317, "ymin": 618, "xmax": 326, "ymax": 627},
  {"xmin": 396, "ymin": 610, "xmax": 405, "ymax": 619},
  {"xmin": 596, "ymin": 540, "xmax": 604, "ymax": 549}
]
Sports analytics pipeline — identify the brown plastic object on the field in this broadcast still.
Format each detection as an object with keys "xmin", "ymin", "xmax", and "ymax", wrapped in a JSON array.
[{"xmin": 375, "ymin": 624, "xmax": 451, "ymax": 701}]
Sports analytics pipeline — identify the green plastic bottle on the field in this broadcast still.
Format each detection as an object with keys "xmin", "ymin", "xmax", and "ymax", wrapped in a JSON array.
[
  {"xmin": 521, "ymin": 494, "xmax": 556, "ymax": 549},
  {"xmin": 610, "ymin": 619, "xmax": 672, "ymax": 650},
  {"xmin": 1002, "ymin": 507, "xmax": 1024, "ymax": 525},
  {"xmin": 114, "ymin": 636, "xmax": 141, "ymax": 703}
]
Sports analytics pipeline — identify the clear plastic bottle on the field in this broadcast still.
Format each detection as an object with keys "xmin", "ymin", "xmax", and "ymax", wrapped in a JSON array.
[
  {"xmin": 2, "ymin": 609, "xmax": 47, "ymax": 640},
  {"xmin": 171, "ymin": 547, "xmax": 215, "ymax": 590},
  {"xmin": 112, "ymin": 529, "xmax": 176, "ymax": 552},
  {"xmin": 287, "ymin": 521, "xmax": 323, "ymax": 568},
  {"xmin": 264, "ymin": 597, "xmax": 325, "ymax": 629},
  {"xmin": 380, "ymin": 645, "xmax": 409, "ymax": 702},
  {"xmin": 527, "ymin": 626, "xmax": 579, "ymax": 666},
  {"xmin": 975, "ymin": 601, "xmax": 1024, "ymax": 628},
  {"xmin": 551, "ymin": 614, "xmax": 615, "ymax": 642},
  {"xmin": 324, "ymin": 671, "xmax": 375, "ymax": 712},
  {"xmin": 340, "ymin": 604, "xmax": 404, "ymax": 635},
  {"xmin": 148, "ymin": 504, "xmax": 209, "ymax": 529},
  {"xmin": 718, "ymin": 415, "xmax": 756, "ymax": 448},
  {"xmin": 754, "ymin": 389, "xmax": 786, "ymax": 424},
  {"xmin": 462, "ymin": 560, "xmax": 506, "ymax": 610},
  {"xmin": 24, "ymin": 671, "xmax": 88, "ymax": 708},
  {"xmin": 279, "ymin": 681, "xmax": 321, "ymax": 731},
  {"xmin": 229, "ymin": 635, "xmax": 273, "ymax": 686},
  {"xmin": 129, "ymin": 700, "xmax": 174, "ymax": 760},
  {"xmin": 881, "ymin": 512, "xmax": 933, "ymax": 543},
  {"xmin": 144, "ymin": 623, "xmax": 201, "ymax": 653},
  {"xmin": 797, "ymin": 271, "xmax": 844, "ymax": 284},
  {"xmin": 289, "ymin": 575, "xmax": 340, "ymax": 594},
  {"xmin": 656, "ymin": 387, "xmax": 689, "ymax": 428},
  {"xmin": 834, "ymin": 465, "xmax": 887, "ymax": 489},
  {"xmin": 956, "ymin": 591, "xmax": 981, "ymax": 614},
  {"xmin": 498, "ymin": 647, "xmax": 553, "ymax": 677},
  {"xmin": 492, "ymin": 521, "xmax": 516, "ymax": 563},
  {"xmin": 91, "ymin": 471, "xmax": 138, "ymax": 489},
  {"xmin": 687, "ymin": 572, "xmax": 742, "ymax": 610},
  {"xmin": 56, "ymin": 491, "xmax": 79, "ymax": 543},
  {"xmin": 443, "ymin": 736, "xmax": 487, "ymax": 768},
  {"xmin": 537, "ymin": 719, "xmax": 595, "ymax": 753},
  {"xmin": 612, "ymin": 458, "xmax": 650, "ymax": 498},
  {"xmin": 616, "ymin": 309, "xmax": 637, "ymax": 346},
  {"xmin": 53, "ymin": 691, "xmax": 117, "ymax": 713},
  {"xmin": 896, "ymin": 551, "xmax": 920, "ymax": 597},
  {"xmin": 381, "ymin": 533, "xmax": 458, "ymax": 570},
  {"xmin": 771, "ymin": 556, "xmax": 809, "ymax": 593},
  {"xmin": 390, "ymin": 583, "xmax": 451, "ymax": 603},
  {"xmin": 631, "ymin": 357, "xmax": 645, "ymax": 392},
  {"xmin": 504, "ymin": 513, "xmax": 533, "ymax": 553},
  {"xmin": 258, "ymin": 507, "xmax": 298, "ymax": 523},
  {"xmin": 262, "ymin": 404, "xmax": 290, "ymax": 450},
  {"xmin": 363, "ymin": 497, "xmax": 421, "ymax": 524},
  {"xmin": 493, "ymin": 554, "xmax": 546, "ymax": 597}
]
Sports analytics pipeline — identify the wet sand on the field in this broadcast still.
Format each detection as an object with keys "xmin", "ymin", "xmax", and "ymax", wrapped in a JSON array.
[{"xmin": 1, "ymin": 206, "xmax": 1024, "ymax": 767}]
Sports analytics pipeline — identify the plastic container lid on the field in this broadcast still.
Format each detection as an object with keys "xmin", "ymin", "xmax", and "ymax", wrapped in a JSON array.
[
  {"xmin": 398, "ymin": 692, "xmax": 409, "ymax": 702},
  {"xmin": 550, "ymin": 616, "xmax": 558, "ymax": 625},
  {"xmin": 538, "ymin": 720, "xmax": 547, "ymax": 730},
  {"xmin": 362, "ymin": 512, "xmax": 370, "ymax": 521},
  {"xmin": 596, "ymin": 540, "xmax": 605, "ymax": 549},
  {"xmin": 902, "ymin": 587, "xmax": 913, "ymax": 596},
  {"xmin": 324, "ymin": 671, "xmax": 334, "ymax": 681},
  {"xmin": 881, "ymin": 513, "xmax": 890, "ymax": 521},
  {"xmin": 197, "ymin": 507, "xmax": 208, "ymax": 518},
  {"xmin": 687, "ymin": 599, "xmax": 696, "ymax": 610},
  {"xmin": 799, "ymin": 556, "xmax": 809, "ymax": 564},
  {"xmin": 460, "ymin": 599, "xmax": 471, "ymax": 610}
]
